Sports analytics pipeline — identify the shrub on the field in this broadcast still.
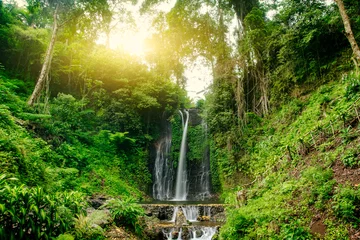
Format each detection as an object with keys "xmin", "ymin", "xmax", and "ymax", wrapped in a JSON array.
[
  {"xmin": 219, "ymin": 212, "xmax": 254, "ymax": 239},
  {"xmin": 332, "ymin": 185, "xmax": 360, "ymax": 224},
  {"xmin": 344, "ymin": 73, "xmax": 360, "ymax": 100},
  {"xmin": 103, "ymin": 198, "xmax": 144, "ymax": 235},
  {"xmin": 301, "ymin": 167, "xmax": 335, "ymax": 208},
  {"xmin": 280, "ymin": 219, "xmax": 312, "ymax": 239},
  {"xmin": 0, "ymin": 175, "xmax": 86, "ymax": 239},
  {"xmin": 341, "ymin": 149, "xmax": 359, "ymax": 168}
]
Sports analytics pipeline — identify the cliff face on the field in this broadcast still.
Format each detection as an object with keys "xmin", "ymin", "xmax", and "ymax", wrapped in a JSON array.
[
  {"xmin": 186, "ymin": 108, "xmax": 212, "ymax": 200},
  {"xmin": 188, "ymin": 108, "xmax": 202, "ymax": 126}
]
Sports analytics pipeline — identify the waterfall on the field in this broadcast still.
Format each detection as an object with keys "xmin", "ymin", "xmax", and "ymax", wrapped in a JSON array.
[
  {"xmin": 189, "ymin": 227, "xmax": 217, "ymax": 240},
  {"xmin": 181, "ymin": 206, "xmax": 198, "ymax": 222},
  {"xmin": 152, "ymin": 129, "xmax": 173, "ymax": 200},
  {"xmin": 166, "ymin": 206, "xmax": 217, "ymax": 240},
  {"xmin": 179, "ymin": 110, "xmax": 185, "ymax": 129},
  {"xmin": 170, "ymin": 206, "xmax": 198, "ymax": 222},
  {"xmin": 164, "ymin": 227, "xmax": 217, "ymax": 240},
  {"xmin": 174, "ymin": 110, "xmax": 189, "ymax": 200}
]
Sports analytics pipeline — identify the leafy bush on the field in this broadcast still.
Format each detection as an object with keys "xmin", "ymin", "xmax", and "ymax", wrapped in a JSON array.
[
  {"xmin": 300, "ymin": 167, "xmax": 335, "ymax": 208},
  {"xmin": 103, "ymin": 198, "xmax": 145, "ymax": 235},
  {"xmin": 219, "ymin": 212, "xmax": 254, "ymax": 239},
  {"xmin": 344, "ymin": 73, "xmax": 360, "ymax": 100},
  {"xmin": 0, "ymin": 175, "xmax": 86, "ymax": 239},
  {"xmin": 341, "ymin": 148, "xmax": 359, "ymax": 168},
  {"xmin": 56, "ymin": 234, "xmax": 75, "ymax": 240},
  {"xmin": 72, "ymin": 214, "xmax": 105, "ymax": 240},
  {"xmin": 332, "ymin": 185, "xmax": 360, "ymax": 224},
  {"xmin": 280, "ymin": 219, "xmax": 312, "ymax": 240}
]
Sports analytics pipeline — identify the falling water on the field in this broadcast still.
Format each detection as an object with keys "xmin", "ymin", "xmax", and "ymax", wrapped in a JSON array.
[
  {"xmin": 152, "ymin": 130, "xmax": 174, "ymax": 200},
  {"xmin": 166, "ymin": 206, "xmax": 217, "ymax": 240},
  {"xmin": 174, "ymin": 110, "xmax": 189, "ymax": 200},
  {"xmin": 182, "ymin": 206, "xmax": 198, "ymax": 222},
  {"xmin": 164, "ymin": 227, "xmax": 217, "ymax": 240},
  {"xmin": 179, "ymin": 110, "xmax": 185, "ymax": 129}
]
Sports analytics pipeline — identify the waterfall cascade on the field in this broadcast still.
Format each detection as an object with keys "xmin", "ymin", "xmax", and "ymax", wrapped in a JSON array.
[
  {"xmin": 163, "ymin": 226, "xmax": 217, "ymax": 240},
  {"xmin": 152, "ymin": 131, "xmax": 173, "ymax": 200},
  {"xmin": 174, "ymin": 110, "xmax": 189, "ymax": 200},
  {"xmin": 147, "ymin": 109, "xmax": 222, "ymax": 240},
  {"xmin": 164, "ymin": 205, "xmax": 217, "ymax": 240}
]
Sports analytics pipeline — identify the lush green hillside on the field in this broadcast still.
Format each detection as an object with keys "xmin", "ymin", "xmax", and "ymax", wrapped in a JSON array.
[{"xmin": 212, "ymin": 72, "xmax": 360, "ymax": 239}]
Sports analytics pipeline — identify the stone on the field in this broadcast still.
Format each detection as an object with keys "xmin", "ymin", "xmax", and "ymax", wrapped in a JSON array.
[
  {"xmin": 211, "ymin": 212, "xmax": 226, "ymax": 222},
  {"xmin": 197, "ymin": 215, "xmax": 210, "ymax": 221},
  {"xmin": 196, "ymin": 230, "xmax": 203, "ymax": 238},
  {"xmin": 105, "ymin": 226, "xmax": 137, "ymax": 240},
  {"xmin": 88, "ymin": 195, "xmax": 108, "ymax": 209},
  {"xmin": 86, "ymin": 209, "xmax": 112, "ymax": 228},
  {"xmin": 175, "ymin": 209, "xmax": 187, "ymax": 227}
]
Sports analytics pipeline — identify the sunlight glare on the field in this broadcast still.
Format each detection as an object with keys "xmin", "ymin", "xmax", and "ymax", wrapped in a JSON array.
[{"xmin": 110, "ymin": 30, "xmax": 147, "ymax": 56}]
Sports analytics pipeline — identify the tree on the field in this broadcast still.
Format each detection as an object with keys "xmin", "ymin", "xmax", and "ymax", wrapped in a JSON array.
[
  {"xmin": 334, "ymin": 0, "xmax": 360, "ymax": 65},
  {"xmin": 27, "ymin": 0, "xmax": 111, "ymax": 106},
  {"xmin": 27, "ymin": 4, "xmax": 58, "ymax": 106}
]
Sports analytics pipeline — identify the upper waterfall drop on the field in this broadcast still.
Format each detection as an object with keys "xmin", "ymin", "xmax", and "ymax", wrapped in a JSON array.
[
  {"xmin": 174, "ymin": 109, "xmax": 190, "ymax": 200},
  {"xmin": 179, "ymin": 110, "xmax": 184, "ymax": 129}
]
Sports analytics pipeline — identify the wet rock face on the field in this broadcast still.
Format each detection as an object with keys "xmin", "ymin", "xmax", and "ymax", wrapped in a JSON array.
[
  {"xmin": 142, "ymin": 205, "xmax": 175, "ymax": 221},
  {"xmin": 188, "ymin": 108, "xmax": 202, "ymax": 126},
  {"xmin": 88, "ymin": 195, "xmax": 108, "ymax": 209},
  {"xmin": 141, "ymin": 204, "xmax": 225, "ymax": 221}
]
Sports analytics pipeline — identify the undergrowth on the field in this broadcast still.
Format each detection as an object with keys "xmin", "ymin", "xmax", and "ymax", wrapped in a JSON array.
[
  {"xmin": 219, "ymin": 72, "xmax": 360, "ymax": 239},
  {"xmin": 0, "ymin": 73, "xmax": 150, "ymax": 238}
]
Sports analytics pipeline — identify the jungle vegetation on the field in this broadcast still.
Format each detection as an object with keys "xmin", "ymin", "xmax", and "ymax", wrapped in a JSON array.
[{"xmin": 1, "ymin": 0, "xmax": 360, "ymax": 239}]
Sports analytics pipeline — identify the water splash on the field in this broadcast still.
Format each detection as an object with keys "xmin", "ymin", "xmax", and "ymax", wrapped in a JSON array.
[{"xmin": 164, "ymin": 226, "xmax": 217, "ymax": 240}]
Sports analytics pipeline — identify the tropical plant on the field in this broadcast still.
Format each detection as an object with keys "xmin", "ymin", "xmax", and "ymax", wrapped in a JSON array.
[
  {"xmin": 0, "ymin": 175, "xmax": 86, "ymax": 239},
  {"xmin": 103, "ymin": 198, "xmax": 145, "ymax": 235}
]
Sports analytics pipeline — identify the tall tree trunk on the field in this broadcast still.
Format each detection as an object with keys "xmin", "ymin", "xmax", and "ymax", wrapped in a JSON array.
[
  {"xmin": 335, "ymin": 0, "xmax": 360, "ymax": 64},
  {"xmin": 28, "ymin": 6, "xmax": 58, "ymax": 106}
]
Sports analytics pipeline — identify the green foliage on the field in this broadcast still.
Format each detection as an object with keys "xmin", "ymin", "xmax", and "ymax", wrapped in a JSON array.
[
  {"xmin": 332, "ymin": 185, "xmax": 360, "ymax": 224},
  {"xmin": 300, "ymin": 167, "xmax": 335, "ymax": 209},
  {"xmin": 56, "ymin": 234, "xmax": 75, "ymax": 240},
  {"xmin": 104, "ymin": 198, "xmax": 145, "ymax": 236},
  {"xmin": 280, "ymin": 219, "xmax": 312, "ymax": 240},
  {"xmin": 0, "ymin": 175, "xmax": 86, "ymax": 239},
  {"xmin": 344, "ymin": 73, "xmax": 360, "ymax": 100},
  {"xmin": 219, "ymin": 212, "xmax": 254, "ymax": 239},
  {"xmin": 170, "ymin": 114, "xmax": 182, "ymax": 167},
  {"xmin": 341, "ymin": 148, "xmax": 359, "ymax": 168},
  {"xmin": 72, "ymin": 214, "xmax": 105, "ymax": 240},
  {"xmin": 214, "ymin": 74, "xmax": 360, "ymax": 238},
  {"xmin": 187, "ymin": 124, "xmax": 206, "ymax": 162}
]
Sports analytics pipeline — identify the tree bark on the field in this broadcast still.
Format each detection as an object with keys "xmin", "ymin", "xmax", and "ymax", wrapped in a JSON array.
[
  {"xmin": 28, "ymin": 5, "xmax": 59, "ymax": 106},
  {"xmin": 335, "ymin": 0, "xmax": 360, "ymax": 64}
]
